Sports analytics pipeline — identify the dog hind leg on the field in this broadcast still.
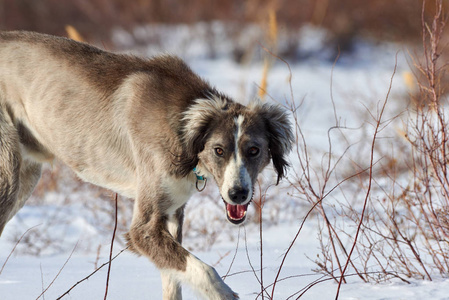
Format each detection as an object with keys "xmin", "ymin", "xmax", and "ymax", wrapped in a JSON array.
[
  {"xmin": 15, "ymin": 159, "xmax": 42, "ymax": 216},
  {"xmin": 0, "ymin": 112, "xmax": 21, "ymax": 235},
  {"xmin": 0, "ymin": 111, "xmax": 42, "ymax": 236}
]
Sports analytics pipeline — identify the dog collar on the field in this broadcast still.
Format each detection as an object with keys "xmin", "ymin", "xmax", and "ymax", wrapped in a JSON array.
[
  {"xmin": 193, "ymin": 167, "xmax": 204, "ymax": 180},
  {"xmin": 193, "ymin": 167, "xmax": 207, "ymax": 192}
]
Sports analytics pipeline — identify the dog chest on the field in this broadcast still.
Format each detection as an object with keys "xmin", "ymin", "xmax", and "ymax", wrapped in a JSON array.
[{"xmin": 162, "ymin": 176, "xmax": 196, "ymax": 214}]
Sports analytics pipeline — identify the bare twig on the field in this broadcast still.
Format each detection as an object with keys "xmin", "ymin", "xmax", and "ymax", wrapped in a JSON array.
[
  {"xmin": 271, "ymin": 159, "xmax": 374, "ymax": 298},
  {"xmin": 0, "ymin": 225, "xmax": 40, "ymax": 275},
  {"xmin": 104, "ymin": 193, "xmax": 119, "ymax": 300},
  {"xmin": 222, "ymin": 227, "xmax": 241, "ymax": 281},
  {"xmin": 40, "ymin": 264, "xmax": 46, "ymax": 300},
  {"xmin": 334, "ymin": 54, "xmax": 398, "ymax": 300},
  {"xmin": 255, "ymin": 182, "xmax": 269, "ymax": 299},
  {"xmin": 243, "ymin": 226, "xmax": 270, "ymax": 299},
  {"xmin": 56, "ymin": 247, "xmax": 128, "ymax": 299},
  {"xmin": 35, "ymin": 242, "xmax": 78, "ymax": 300},
  {"xmin": 213, "ymin": 251, "xmax": 231, "ymax": 267}
]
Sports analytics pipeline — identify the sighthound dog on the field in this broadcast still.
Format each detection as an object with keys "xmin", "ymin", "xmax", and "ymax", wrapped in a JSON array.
[{"xmin": 0, "ymin": 31, "xmax": 293, "ymax": 299}]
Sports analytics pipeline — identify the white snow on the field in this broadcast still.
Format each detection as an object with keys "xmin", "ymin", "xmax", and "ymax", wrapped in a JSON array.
[{"xmin": 2, "ymin": 225, "xmax": 449, "ymax": 299}]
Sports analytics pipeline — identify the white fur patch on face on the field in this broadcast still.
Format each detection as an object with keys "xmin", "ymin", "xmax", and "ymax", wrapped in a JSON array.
[
  {"xmin": 234, "ymin": 115, "xmax": 244, "ymax": 152},
  {"xmin": 221, "ymin": 115, "xmax": 251, "ymax": 205}
]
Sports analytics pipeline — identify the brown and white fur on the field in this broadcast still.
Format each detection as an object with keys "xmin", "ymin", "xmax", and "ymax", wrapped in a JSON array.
[{"xmin": 0, "ymin": 31, "xmax": 293, "ymax": 300}]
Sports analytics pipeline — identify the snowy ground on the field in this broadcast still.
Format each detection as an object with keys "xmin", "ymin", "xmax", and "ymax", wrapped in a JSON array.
[
  {"xmin": 1, "ymin": 25, "xmax": 449, "ymax": 299},
  {"xmin": 2, "ymin": 224, "xmax": 449, "ymax": 299}
]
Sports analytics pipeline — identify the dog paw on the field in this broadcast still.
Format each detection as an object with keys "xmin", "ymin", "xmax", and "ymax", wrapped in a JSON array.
[
  {"xmin": 214, "ymin": 284, "xmax": 239, "ymax": 300},
  {"xmin": 199, "ymin": 272, "xmax": 238, "ymax": 300},
  {"xmin": 183, "ymin": 254, "xmax": 239, "ymax": 300}
]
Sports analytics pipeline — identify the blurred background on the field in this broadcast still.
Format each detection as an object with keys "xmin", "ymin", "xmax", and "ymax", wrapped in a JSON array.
[{"xmin": 0, "ymin": 0, "xmax": 436, "ymax": 58}]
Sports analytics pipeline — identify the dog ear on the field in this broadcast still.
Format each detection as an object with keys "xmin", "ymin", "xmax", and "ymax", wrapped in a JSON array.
[
  {"xmin": 178, "ymin": 98, "xmax": 227, "ymax": 176},
  {"xmin": 252, "ymin": 102, "xmax": 294, "ymax": 184}
]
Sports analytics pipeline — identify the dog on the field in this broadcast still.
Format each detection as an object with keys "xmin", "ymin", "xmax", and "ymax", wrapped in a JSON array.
[{"xmin": 0, "ymin": 31, "xmax": 293, "ymax": 299}]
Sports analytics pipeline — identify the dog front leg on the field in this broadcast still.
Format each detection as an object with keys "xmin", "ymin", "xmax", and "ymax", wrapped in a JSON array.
[
  {"xmin": 127, "ymin": 198, "xmax": 238, "ymax": 300},
  {"xmin": 161, "ymin": 207, "xmax": 184, "ymax": 300}
]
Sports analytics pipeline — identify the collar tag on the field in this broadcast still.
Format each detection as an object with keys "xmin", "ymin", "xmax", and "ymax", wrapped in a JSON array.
[{"xmin": 193, "ymin": 167, "xmax": 207, "ymax": 192}]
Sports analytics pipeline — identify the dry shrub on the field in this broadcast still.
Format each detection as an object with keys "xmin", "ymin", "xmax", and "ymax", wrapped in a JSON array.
[
  {"xmin": 309, "ymin": 0, "xmax": 449, "ymax": 285},
  {"xmin": 382, "ymin": 0, "xmax": 449, "ymax": 278}
]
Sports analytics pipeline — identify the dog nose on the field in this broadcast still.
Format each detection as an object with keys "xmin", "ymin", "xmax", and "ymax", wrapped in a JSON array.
[{"xmin": 228, "ymin": 188, "xmax": 249, "ymax": 204}]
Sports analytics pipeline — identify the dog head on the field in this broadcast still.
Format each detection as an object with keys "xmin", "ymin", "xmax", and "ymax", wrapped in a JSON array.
[{"xmin": 180, "ymin": 96, "xmax": 294, "ymax": 224}]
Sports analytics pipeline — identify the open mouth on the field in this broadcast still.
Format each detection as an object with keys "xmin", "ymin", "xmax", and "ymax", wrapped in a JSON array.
[{"xmin": 224, "ymin": 201, "xmax": 250, "ymax": 225}]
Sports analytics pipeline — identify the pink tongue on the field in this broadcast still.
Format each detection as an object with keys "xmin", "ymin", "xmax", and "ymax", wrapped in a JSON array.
[{"xmin": 226, "ymin": 203, "xmax": 247, "ymax": 220}]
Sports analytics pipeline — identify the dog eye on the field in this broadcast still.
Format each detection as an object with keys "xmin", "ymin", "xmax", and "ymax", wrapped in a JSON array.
[
  {"xmin": 214, "ymin": 147, "xmax": 224, "ymax": 157},
  {"xmin": 248, "ymin": 147, "xmax": 260, "ymax": 157}
]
